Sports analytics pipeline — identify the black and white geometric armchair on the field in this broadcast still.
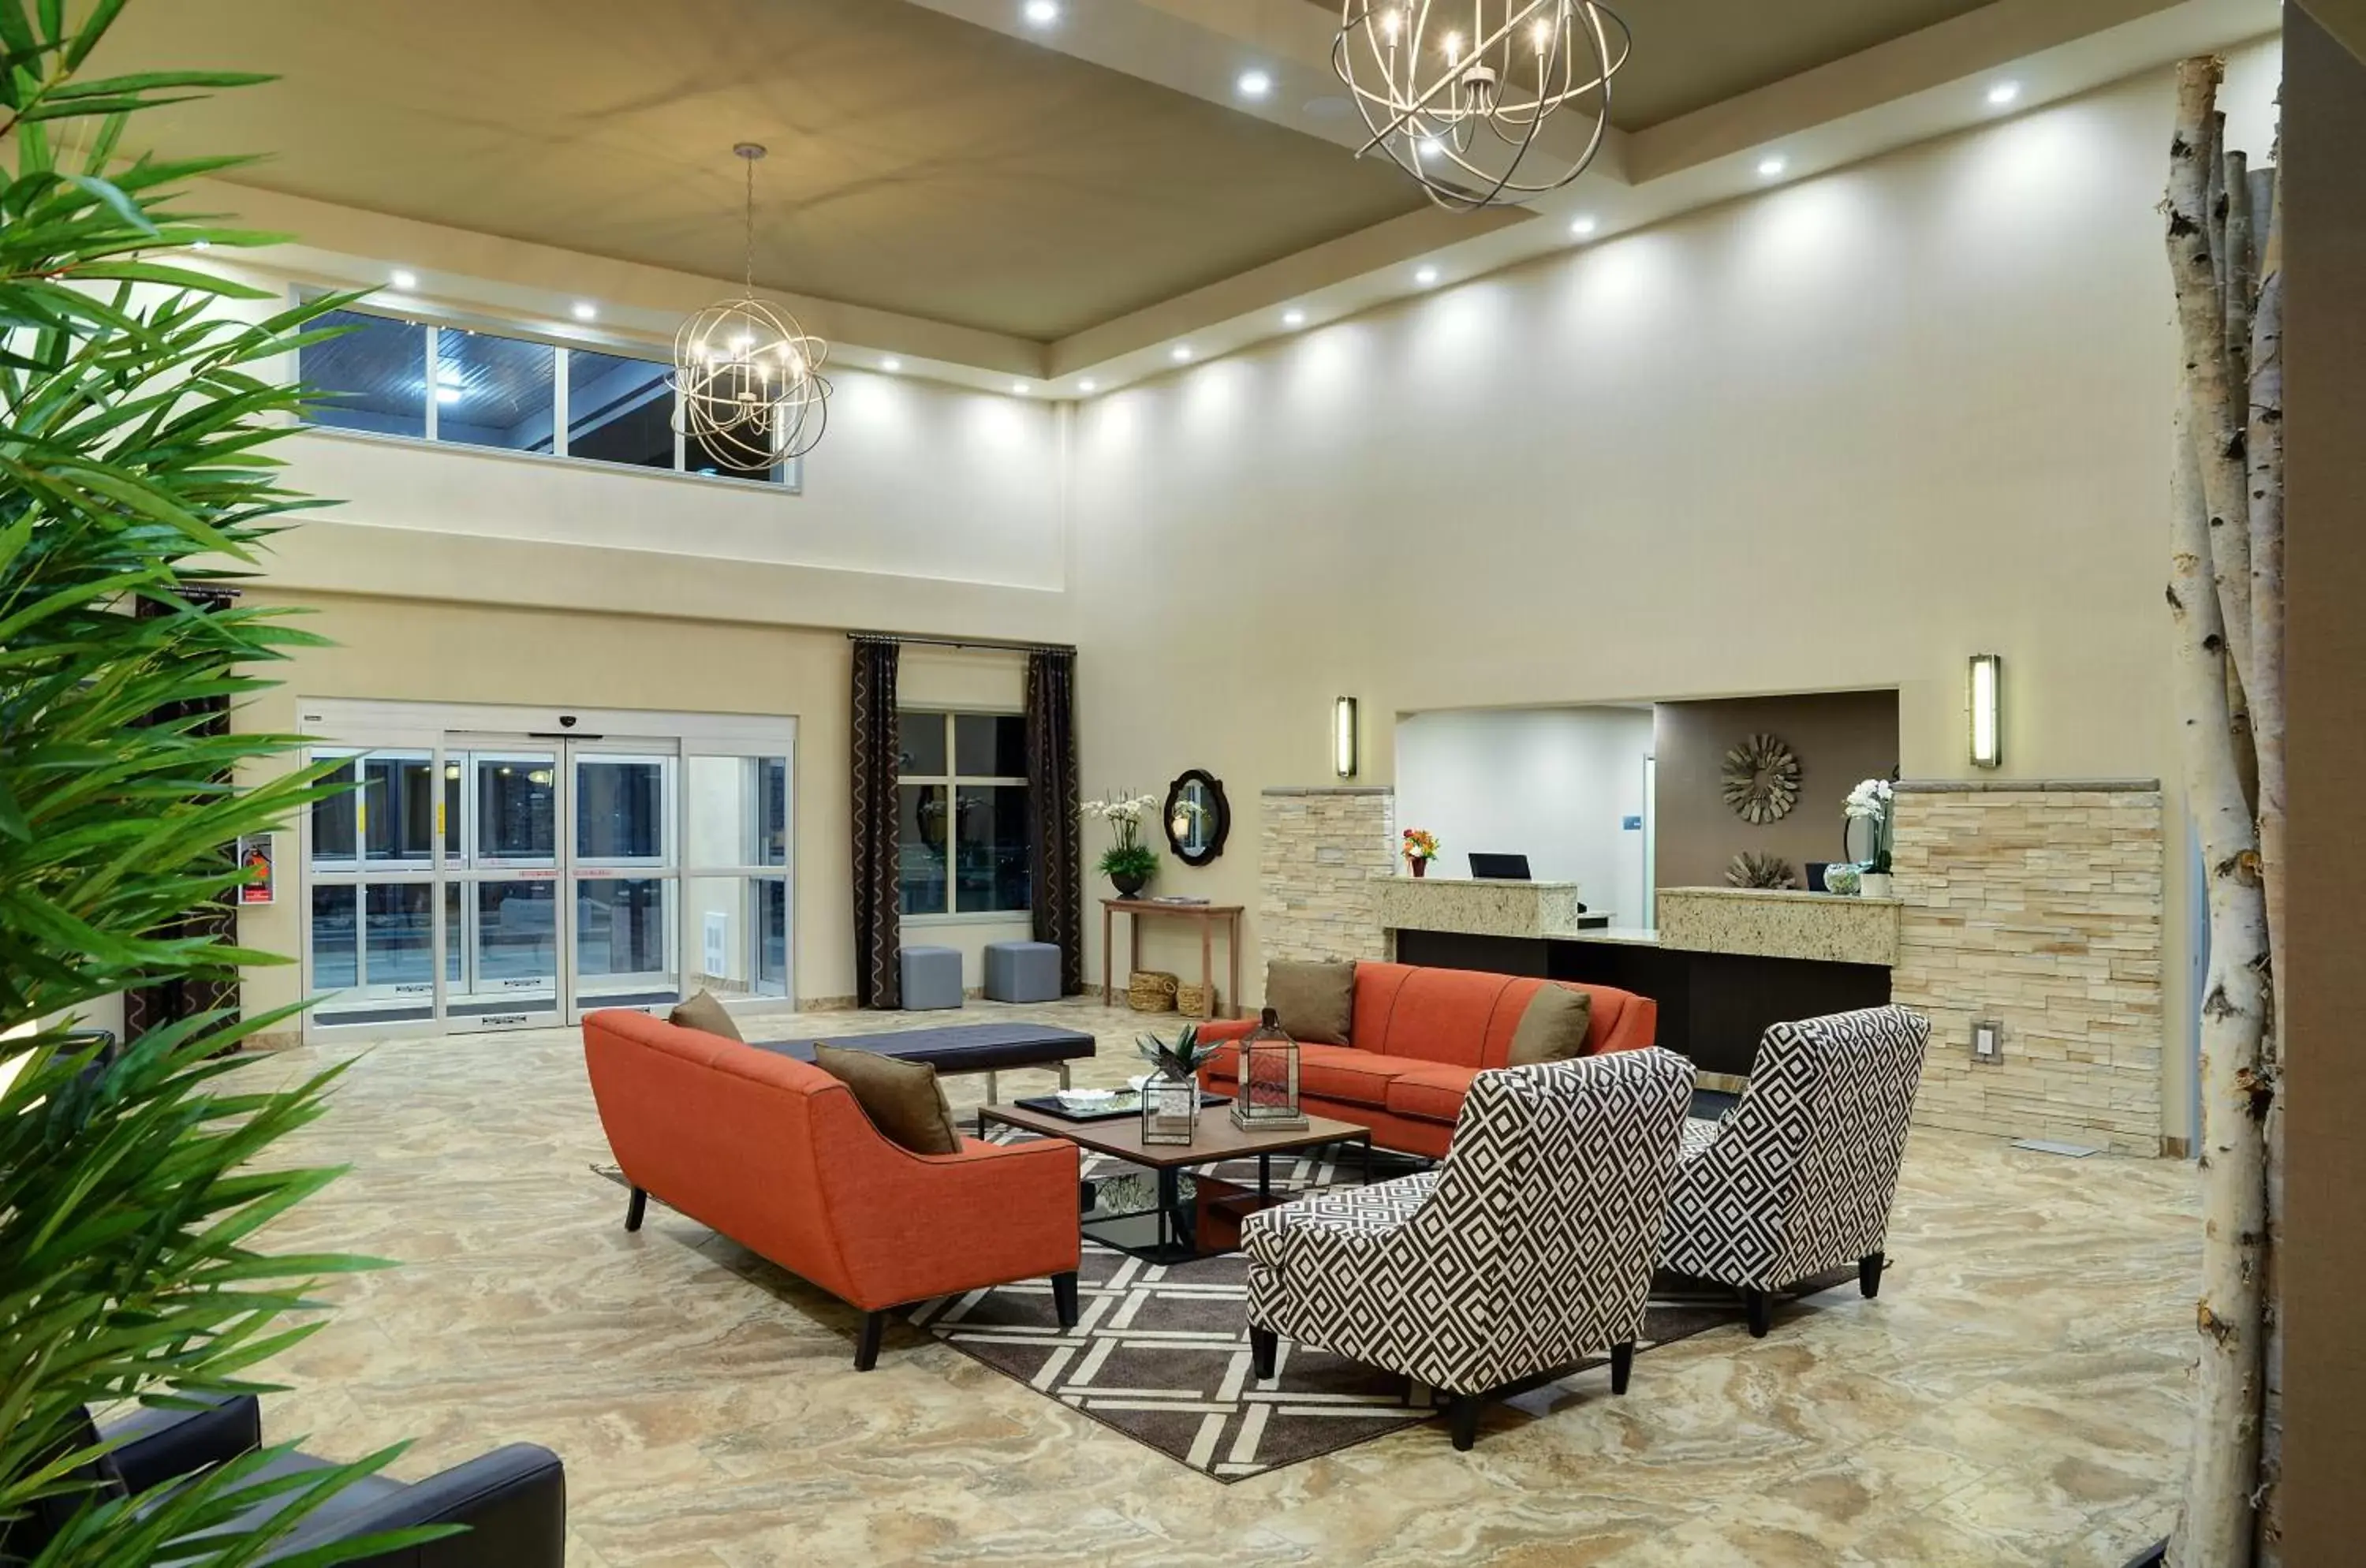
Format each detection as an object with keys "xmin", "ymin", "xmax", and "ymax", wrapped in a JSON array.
[
  {"xmin": 1660, "ymin": 1005, "xmax": 1931, "ymax": 1337},
  {"xmin": 1241, "ymin": 1047, "xmax": 1695, "ymax": 1450}
]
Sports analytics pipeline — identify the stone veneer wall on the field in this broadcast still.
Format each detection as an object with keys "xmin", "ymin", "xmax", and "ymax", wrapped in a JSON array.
[
  {"xmin": 1889, "ymin": 781, "xmax": 2166, "ymax": 1155},
  {"xmin": 1259, "ymin": 787, "xmax": 1397, "ymax": 971}
]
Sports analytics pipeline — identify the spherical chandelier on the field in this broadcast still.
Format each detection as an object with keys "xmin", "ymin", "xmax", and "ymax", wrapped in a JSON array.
[
  {"xmin": 1333, "ymin": 2, "xmax": 1632, "ymax": 211},
  {"xmin": 672, "ymin": 144, "xmax": 830, "ymax": 467}
]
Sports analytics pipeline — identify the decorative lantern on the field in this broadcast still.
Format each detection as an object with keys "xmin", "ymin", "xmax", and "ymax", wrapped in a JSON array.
[
  {"xmin": 1230, "ymin": 1008, "xmax": 1307, "ymax": 1131},
  {"xmin": 1139, "ymin": 1067, "xmax": 1200, "ymax": 1145}
]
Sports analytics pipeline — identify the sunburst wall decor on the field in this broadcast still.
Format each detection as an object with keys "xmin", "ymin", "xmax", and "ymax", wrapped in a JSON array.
[{"xmin": 1721, "ymin": 732, "xmax": 1801, "ymax": 825}]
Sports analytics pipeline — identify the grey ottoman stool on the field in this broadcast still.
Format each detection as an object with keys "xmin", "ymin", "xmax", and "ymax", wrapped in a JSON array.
[
  {"xmin": 898, "ymin": 945, "xmax": 964, "ymax": 1011},
  {"xmin": 983, "ymin": 940, "xmax": 1062, "ymax": 1004}
]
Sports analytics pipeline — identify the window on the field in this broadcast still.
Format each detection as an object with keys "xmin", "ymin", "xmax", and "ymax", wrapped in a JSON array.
[
  {"xmin": 898, "ymin": 711, "xmax": 1029, "ymax": 917},
  {"xmin": 297, "ymin": 304, "xmax": 800, "ymax": 489}
]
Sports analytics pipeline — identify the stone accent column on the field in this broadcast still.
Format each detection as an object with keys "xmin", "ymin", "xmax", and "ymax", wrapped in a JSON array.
[
  {"xmin": 1259, "ymin": 787, "xmax": 1396, "ymax": 968},
  {"xmin": 1889, "ymin": 781, "xmax": 2166, "ymax": 1155}
]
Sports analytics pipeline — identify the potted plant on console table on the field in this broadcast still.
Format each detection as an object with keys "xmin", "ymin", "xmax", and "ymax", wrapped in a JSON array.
[
  {"xmin": 1085, "ymin": 790, "xmax": 1162, "ymax": 898},
  {"xmin": 1403, "ymin": 827, "xmax": 1440, "ymax": 879}
]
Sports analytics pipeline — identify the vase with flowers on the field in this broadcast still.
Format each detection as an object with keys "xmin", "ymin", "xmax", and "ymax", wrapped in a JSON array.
[
  {"xmin": 1402, "ymin": 827, "xmax": 1440, "ymax": 878},
  {"xmin": 1842, "ymin": 777, "xmax": 1898, "ymax": 898},
  {"xmin": 1084, "ymin": 790, "xmax": 1162, "ymax": 898}
]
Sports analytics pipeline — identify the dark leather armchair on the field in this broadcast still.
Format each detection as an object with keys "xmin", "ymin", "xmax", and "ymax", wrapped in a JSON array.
[{"xmin": 45, "ymin": 1395, "xmax": 565, "ymax": 1566}]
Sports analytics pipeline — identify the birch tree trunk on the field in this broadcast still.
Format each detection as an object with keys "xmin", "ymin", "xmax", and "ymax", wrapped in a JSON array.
[{"xmin": 2166, "ymin": 404, "xmax": 2273, "ymax": 1568}]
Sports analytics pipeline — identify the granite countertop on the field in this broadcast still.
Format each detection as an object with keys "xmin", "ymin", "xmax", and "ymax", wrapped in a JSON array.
[
  {"xmin": 1655, "ymin": 886, "xmax": 1902, "ymax": 966},
  {"xmin": 1657, "ymin": 887, "xmax": 1901, "ymax": 908},
  {"xmin": 1544, "ymin": 924, "xmax": 1663, "ymax": 946},
  {"xmin": 1375, "ymin": 876, "xmax": 1585, "ymax": 940}
]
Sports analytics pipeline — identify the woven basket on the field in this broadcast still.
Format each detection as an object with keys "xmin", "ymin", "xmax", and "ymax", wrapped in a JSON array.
[
  {"xmin": 1128, "ymin": 969, "xmax": 1179, "ymax": 1013},
  {"xmin": 1175, "ymin": 981, "xmax": 1217, "ymax": 1018}
]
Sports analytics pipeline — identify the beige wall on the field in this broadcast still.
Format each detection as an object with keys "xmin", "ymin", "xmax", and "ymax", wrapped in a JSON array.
[
  {"xmin": 1068, "ymin": 47, "xmax": 2282, "ymax": 1144},
  {"xmin": 1653, "ymin": 691, "xmax": 1901, "ymax": 890},
  {"xmin": 235, "ymin": 592, "xmax": 1029, "ymax": 1017}
]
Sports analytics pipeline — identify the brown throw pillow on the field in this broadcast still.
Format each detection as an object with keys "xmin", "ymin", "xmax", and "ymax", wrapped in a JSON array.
[
  {"xmin": 812, "ymin": 1043, "xmax": 964, "ymax": 1156},
  {"xmin": 1506, "ymin": 985, "xmax": 1594, "ymax": 1066},
  {"xmin": 1265, "ymin": 960, "xmax": 1355, "ymax": 1045},
  {"xmin": 668, "ymin": 990, "xmax": 743, "ymax": 1043}
]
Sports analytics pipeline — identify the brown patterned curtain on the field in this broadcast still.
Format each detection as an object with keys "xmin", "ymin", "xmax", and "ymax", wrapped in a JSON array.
[
  {"xmin": 850, "ymin": 638, "xmax": 903, "ymax": 1009},
  {"xmin": 123, "ymin": 589, "xmax": 241, "ymax": 1045},
  {"xmin": 1025, "ymin": 650, "xmax": 1084, "ymax": 995}
]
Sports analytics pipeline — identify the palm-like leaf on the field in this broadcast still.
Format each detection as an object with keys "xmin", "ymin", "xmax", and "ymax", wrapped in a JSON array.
[{"xmin": 0, "ymin": 3, "xmax": 442, "ymax": 1562}]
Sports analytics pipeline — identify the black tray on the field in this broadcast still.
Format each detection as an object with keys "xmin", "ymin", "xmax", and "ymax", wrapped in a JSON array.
[{"xmin": 1012, "ymin": 1090, "xmax": 1231, "ymax": 1123}]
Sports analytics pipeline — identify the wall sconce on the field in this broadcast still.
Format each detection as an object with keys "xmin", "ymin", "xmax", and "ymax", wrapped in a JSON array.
[
  {"xmin": 1333, "ymin": 696, "xmax": 1360, "ymax": 779},
  {"xmin": 1968, "ymin": 653, "xmax": 2002, "ymax": 769}
]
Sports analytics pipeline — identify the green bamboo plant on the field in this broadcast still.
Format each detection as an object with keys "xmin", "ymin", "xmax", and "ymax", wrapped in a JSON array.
[{"xmin": 0, "ymin": 2, "xmax": 444, "ymax": 1562}]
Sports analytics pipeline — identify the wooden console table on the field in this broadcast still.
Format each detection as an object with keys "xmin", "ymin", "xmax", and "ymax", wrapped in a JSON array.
[{"xmin": 1101, "ymin": 898, "xmax": 1243, "ymax": 1020}]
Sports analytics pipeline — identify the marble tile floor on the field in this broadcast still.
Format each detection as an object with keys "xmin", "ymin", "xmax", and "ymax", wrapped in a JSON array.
[{"xmin": 241, "ymin": 999, "xmax": 2202, "ymax": 1567}]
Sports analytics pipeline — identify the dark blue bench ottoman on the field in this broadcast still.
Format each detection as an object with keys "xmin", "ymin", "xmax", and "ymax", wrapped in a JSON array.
[{"xmin": 750, "ymin": 1021, "xmax": 1095, "ymax": 1103}]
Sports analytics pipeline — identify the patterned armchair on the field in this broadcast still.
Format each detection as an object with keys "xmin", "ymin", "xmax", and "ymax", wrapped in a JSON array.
[
  {"xmin": 1241, "ymin": 1047, "xmax": 1694, "ymax": 1450},
  {"xmin": 1660, "ymin": 1005, "xmax": 1931, "ymax": 1337}
]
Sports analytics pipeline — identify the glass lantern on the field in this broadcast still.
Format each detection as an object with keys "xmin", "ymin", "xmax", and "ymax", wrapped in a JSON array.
[
  {"xmin": 1139, "ymin": 1066, "xmax": 1201, "ymax": 1146},
  {"xmin": 1230, "ymin": 1008, "xmax": 1307, "ymax": 1131}
]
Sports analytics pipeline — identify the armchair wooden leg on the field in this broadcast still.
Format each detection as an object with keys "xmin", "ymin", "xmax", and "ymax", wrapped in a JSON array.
[
  {"xmin": 1446, "ymin": 1393, "xmax": 1484, "ymax": 1451},
  {"xmin": 1744, "ymin": 1288, "xmax": 1772, "ymax": 1339},
  {"xmin": 1052, "ymin": 1271, "xmax": 1080, "ymax": 1329},
  {"xmin": 1859, "ymin": 1252, "xmax": 1886, "ymax": 1299},
  {"xmin": 624, "ymin": 1187, "xmax": 647, "ymax": 1233},
  {"xmin": 1249, "ymin": 1326, "xmax": 1278, "ymax": 1380},
  {"xmin": 1609, "ymin": 1341, "xmax": 1634, "ymax": 1395},
  {"xmin": 855, "ymin": 1310, "xmax": 887, "ymax": 1372}
]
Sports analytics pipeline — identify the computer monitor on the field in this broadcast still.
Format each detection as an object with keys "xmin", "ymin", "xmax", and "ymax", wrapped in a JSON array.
[{"xmin": 1468, "ymin": 853, "xmax": 1532, "ymax": 881}]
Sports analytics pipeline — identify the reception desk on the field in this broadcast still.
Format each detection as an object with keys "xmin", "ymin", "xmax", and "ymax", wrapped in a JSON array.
[{"xmin": 1385, "ymin": 885, "xmax": 1896, "ymax": 1081}]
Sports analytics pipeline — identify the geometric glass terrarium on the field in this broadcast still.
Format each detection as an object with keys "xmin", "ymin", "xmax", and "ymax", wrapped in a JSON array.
[
  {"xmin": 1230, "ymin": 1008, "xmax": 1307, "ymax": 1131},
  {"xmin": 1136, "ymin": 1023, "xmax": 1214, "ymax": 1146}
]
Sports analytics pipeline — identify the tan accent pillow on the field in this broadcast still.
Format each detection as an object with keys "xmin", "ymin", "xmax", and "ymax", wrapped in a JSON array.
[
  {"xmin": 1265, "ymin": 960, "xmax": 1355, "ymax": 1046},
  {"xmin": 812, "ymin": 1043, "xmax": 964, "ymax": 1155},
  {"xmin": 1506, "ymin": 985, "xmax": 1594, "ymax": 1067},
  {"xmin": 668, "ymin": 990, "xmax": 743, "ymax": 1043}
]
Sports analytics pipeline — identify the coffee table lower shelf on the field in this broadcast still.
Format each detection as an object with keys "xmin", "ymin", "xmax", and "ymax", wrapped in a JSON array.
[{"xmin": 976, "ymin": 1104, "xmax": 1375, "ymax": 1264}]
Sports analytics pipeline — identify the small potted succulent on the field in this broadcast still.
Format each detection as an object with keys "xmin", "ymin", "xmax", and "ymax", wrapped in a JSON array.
[
  {"xmin": 1083, "ymin": 790, "xmax": 1162, "ymax": 898},
  {"xmin": 1135, "ymin": 1022, "xmax": 1219, "ymax": 1144},
  {"xmin": 1843, "ymin": 777, "xmax": 1898, "ymax": 898},
  {"xmin": 1402, "ymin": 827, "xmax": 1440, "ymax": 878}
]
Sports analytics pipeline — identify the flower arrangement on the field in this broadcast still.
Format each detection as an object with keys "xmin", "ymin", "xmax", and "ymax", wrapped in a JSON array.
[
  {"xmin": 1402, "ymin": 827, "xmax": 1440, "ymax": 867},
  {"xmin": 1083, "ymin": 790, "xmax": 1162, "ymax": 886},
  {"xmin": 1843, "ymin": 777, "xmax": 1896, "ymax": 874},
  {"xmin": 1136, "ymin": 1021, "xmax": 1219, "ymax": 1081}
]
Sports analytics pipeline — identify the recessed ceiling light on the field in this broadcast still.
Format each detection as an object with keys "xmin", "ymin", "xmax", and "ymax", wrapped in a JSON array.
[
  {"xmin": 881, "ymin": 357, "xmax": 902, "ymax": 372},
  {"xmin": 1170, "ymin": 345, "xmax": 1193, "ymax": 362},
  {"xmin": 1569, "ymin": 215, "xmax": 1598, "ymax": 237},
  {"xmin": 1237, "ymin": 69, "xmax": 1273, "ymax": 99},
  {"xmin": 1283, "ymin": 308, "xmax": 1306, "ymax": 327},
  {"xmin": 1416, "ymin": 136, "xmax": 1443, "ymax": 161},
  {"xmin": 1756, "ymin": 155, "xmax": 1788, "ymax": 178},
  {"xmin": 1079, "ymin": 378, "xmax": 1098, "ymax": 392},
  {"xmin": 1415, "ymin": 265, "xmax": 1440, "ymax": 286},
  {"xmin": 1023, "ymin": 0, "xmax": 1058, "ymax": 24},
  {"xmin": 571, "ymin": 301, "xmax": 597, "ymax": 321},
  {"xmin": 1012, "ymin": 380, "xmax": 1031, "ymax": 394},
  {"xmin": 1987, "ymin": 80, "xmax": 2021, "ymax": 106},
  {"xmin": 390, "ymin": 269, "xmax": 419, "ymax": 290}
]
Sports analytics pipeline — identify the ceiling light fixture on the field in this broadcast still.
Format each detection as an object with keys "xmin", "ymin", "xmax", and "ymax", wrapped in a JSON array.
[
  {"xmin": 1023, "ymin": 0, "xmax": 1059, "ymax": 25},
  {"xmin": 881, "ymin": 357, "xmax": 902, "ymax": 372},
  {"xmin": 1012, "ymin": 381, "xmax": 1031, "ymax": 394},
  {"xmin": 1170, "ymin": 345, "xmax": 1193, "ymax": 362},
  {"xmin": 571, "ymin": 301, "xmax": 597, "ymax": 321},
  {"xmin": 1569, "ymin": 214, "xmax": 1598, "ymax": 236},
  {"xmin": 390, "ymin": 269, "xmax": 418, "ymax": 291},
  {"xmin": 1238, "ymin": 69, "xmax": 1273, "ymax": 99},
  {"xmin": 1283, "ymin": 308, "xmax": 1307, "ymax": 327},
  {"xmin": 1756, "ymin": 154, "xmax": 1788, "ymax": 177},
  {"xmin": 1415, "ymin": 264, "xmax": 1440, "ymax": 286},
  {"xmin": 673, "ymin": 143, "xmax": 830, "ymax": 465},
  {"xmin": 1987, "ymin": 80, "xmax": 2021, "ymax": 106},
  {"xmin": 1079, "ymin": 378, "xmax": 1098, "ymax": 392},
  {"xmin": 1333, "ymin": 2, "xmax": 1631, "ymax": 211}
]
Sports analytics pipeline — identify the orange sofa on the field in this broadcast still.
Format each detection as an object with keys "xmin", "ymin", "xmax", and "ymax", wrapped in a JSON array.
[
  {"xmin": 1199, "ymin": 962, "xmax": 1659, "ymax": 1158},
  {"xmin": 582, "ymin": 1010, "xmax": 1081, "ymax": 1368}
]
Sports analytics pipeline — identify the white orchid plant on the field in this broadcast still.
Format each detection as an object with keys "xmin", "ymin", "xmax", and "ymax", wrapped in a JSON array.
[
  {"xmin": 1081, "ymin": 790, "xmax": 1163, "ymax": 883},
  {"xmin": 1843, "ymin": 776, "xmax": 1897, "ymax": 873}
]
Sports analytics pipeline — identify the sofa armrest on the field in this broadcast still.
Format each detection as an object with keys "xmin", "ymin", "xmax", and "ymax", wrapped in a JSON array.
[
  {"xmin": 1194, "ymin": 1017, "xmax": 1257, "ymax": 1045},
  {"xmin": 820, "ymin": 1133, "xmax": 1082, "ymax": 1308},
  {"xmin": 104, "ymin": 1394, "xmax": 263, "ymax": 1493},
  {"xmin": 294, "ymin": 1444, "xmax": 565, "ymax": 1568}
]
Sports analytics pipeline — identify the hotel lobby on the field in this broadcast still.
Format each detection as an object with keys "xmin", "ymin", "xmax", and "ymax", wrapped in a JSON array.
[{"xmin": 6, "ymin": 2, "xmax": 2365, "ymax": 1566}]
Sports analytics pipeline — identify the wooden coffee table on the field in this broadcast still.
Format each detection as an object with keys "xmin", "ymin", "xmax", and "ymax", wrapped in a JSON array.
[{"xmin": 977, "ymin": 1103, "xmax": 1373, "ymax": 1263}]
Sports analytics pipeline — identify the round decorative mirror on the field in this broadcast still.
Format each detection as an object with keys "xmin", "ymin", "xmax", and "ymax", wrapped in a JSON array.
[{"xmin": 1162, "ymin": 770, "xmax": 1230, "ymax": 867}]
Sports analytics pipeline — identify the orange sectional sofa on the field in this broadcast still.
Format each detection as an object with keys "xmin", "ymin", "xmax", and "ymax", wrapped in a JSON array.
[
  {"xmin": 1199, "ymin": 962, "xmax": 1659, "ymax": 1158},
  {"xmin": 582, "ymin": 1009, "xmax": 1082, "ymax": 1368}
]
